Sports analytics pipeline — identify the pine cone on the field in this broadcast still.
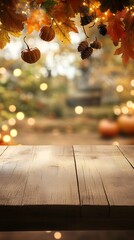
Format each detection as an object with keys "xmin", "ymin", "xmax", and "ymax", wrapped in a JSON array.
[{"xmin": 81, "ymin": 47, "xmax": 93, "ymax": 59}]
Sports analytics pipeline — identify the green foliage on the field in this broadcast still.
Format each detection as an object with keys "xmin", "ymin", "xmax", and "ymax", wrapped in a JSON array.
[{"xmin": 41, "ymin": 0, "xmax": 58, "ymax": 12}]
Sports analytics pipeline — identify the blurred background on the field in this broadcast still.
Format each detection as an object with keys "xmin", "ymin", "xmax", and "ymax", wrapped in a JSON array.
[
  {"xmin": 0, "ymin": 25, "xmax": 134, "ymax": 146},
  {"xmin": 0, "ymin": 21, "xmax": 134, "ymax": 240}
]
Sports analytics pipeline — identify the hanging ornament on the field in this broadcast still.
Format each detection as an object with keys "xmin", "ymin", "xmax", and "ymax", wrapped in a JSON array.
[
  {"xmin": 90, "ymin": 38, "xmax": 102, "ymax": 49},
  {"xmin": 81, "ymin": 12, "xmax": 96, "ymax": 26},
  {"xmin": 21, "ymin": 37, "xmax": 41, "ymax": 64},
  {"xmin": 78, "ymin": 40, "xmax": 88, "ymax": 52},
  {"xmin": 81, "ymin": 46, "xmax": 93, "ymax": 59},
  {"xmin": 39, "ymin": 26, "xmax": 55, "ymax": 41},
  {"xmin": 98, "ymin": 23, "xmax": 107, "ymax": 35}
]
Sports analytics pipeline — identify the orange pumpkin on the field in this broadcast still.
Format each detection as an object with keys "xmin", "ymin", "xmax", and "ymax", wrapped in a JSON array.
[
  {"xmin": 21, "ymin": 37, "xmax": 41, "ymax": 64},
  {"xmin": 39, "ymin": 26, "xmax": 55, "ymax": 41},
  {"xmin": 98, "ymin": 119, "xmax": 119, "ymax": 137},
  {"xmin": 117, "ymin": 114, "xmax": 134, "ymax": 134},
  {"xmin": 21, "ymin": 47, "xmax": 41, "ymax": 64}
]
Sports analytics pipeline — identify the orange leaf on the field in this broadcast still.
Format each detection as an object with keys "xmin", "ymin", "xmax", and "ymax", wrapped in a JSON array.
[
  {"xmin": 107, "ymin": 10, "xmax": 126, "ymax": 44},
  {"xmin": 53, "ymin": 19, "xmax": 78, "ymax": 44},
  {"xmin": 114, "ymin": 32, "xmax": 134, "ymax": 64},
  {"xmin": 26, "ymin": 9, "xmax": 51, "ymax": 34}
]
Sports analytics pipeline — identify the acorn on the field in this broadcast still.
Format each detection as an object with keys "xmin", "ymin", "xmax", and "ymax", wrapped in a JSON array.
[
  {"xmin": 90, "ymin": 38, "xmax": 101, "ymax": 49},
  {"xmin": 98, "ymin": 23, "xmax": 107, "ymax": 36},
  {"xmin": 81, "ymin": 12, "xmax": 96, "ymax": 26},
  {"xmin": 81, "ymin": 47, "xmax": 93, "ymax": 59},
  {"xmin": 78, "ymin": 41, "xmax": 88, "ymax": 52}
]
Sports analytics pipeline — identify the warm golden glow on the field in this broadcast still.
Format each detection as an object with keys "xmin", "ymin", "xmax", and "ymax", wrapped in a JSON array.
[
  {"xmin": 10, "ymin": 129, "xmax": 18, "ymax": 137},
  {"xmin": 116, "ymin": 85, "xmax": 124, "ymax": 93},
  {"xmin": 3, "ymin": 135, "xmax": 11, "ymax": 143},
  {"xmin": 54, "ymin": 232, "xmax": 62, "ymax": 240},
  {"xmin": 40, "ymin": 83, "xmax": 48, "ymax": 91},
  {"xmin": 16, "ymin": 112, "xmax": 25, "ymax": 120},
  {"xmin": 121, "ymin": 106, "xmax": 129, "ymax": 114},
  {"xmin": 13, "ymin": 68, "xmax": 22, "ymax": 77},
  {"xmin": 9, "ymin": 105, "xmax": 16, "ymax": 112},
  {"xmin": 8, "ymin": 118, "xmax": 16, "ymax": 126},
  {"xmin": 2, "ymin": 124, "xmax": 8, "ymax": 131},
  {"xmin": 75, "ymin": 106, "xmax": 83, "ymax": 114},
  {"xmin": 27, "ymin": 118, "xmax": 35, "ymax": 126}
]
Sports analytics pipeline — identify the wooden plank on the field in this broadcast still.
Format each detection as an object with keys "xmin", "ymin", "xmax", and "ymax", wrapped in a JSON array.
[
  {"xmin": 0, "ymin": 146, "xmax": 35, "ymax": 205},
  {"xmin": 73, "ymin": 146, "xmax": 109, "ymax": 217},
  {"xmin": 0, "ymin": 146, "xmax": 7, "ymax": 157},
  {"xmin": 21, "ymin": 146, "xmax": 80, "ymax": 216},
  {"xmin": 74, "ymin": 145, "xmax": 134, "ymax": 218},
  {"xmin": 118, "ymin": 145, "xmax": 134, "ymax": 168}
]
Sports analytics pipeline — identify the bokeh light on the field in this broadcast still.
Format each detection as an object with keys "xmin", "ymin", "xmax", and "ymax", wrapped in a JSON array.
[
  {"xmin": 40, "ymin": 83, "xmax": 48, "ymax": 91},
  {"xmin": 16, "ymin": 112, "xmax": 25, "ymax": 120},
  {"xmin": 116, "ymin": 85, "xmax": 124, "ymax": 93},
  {"xmin": 75, "ymin": 106, "xmax": 83, "ymax": 114},
  {"xmin": 13, "ymin": 68, "xmax": 22, "ymax": 77},
  {"xmin": 54, "ymin": 232, "xmax": 62, "ymax": 239}
]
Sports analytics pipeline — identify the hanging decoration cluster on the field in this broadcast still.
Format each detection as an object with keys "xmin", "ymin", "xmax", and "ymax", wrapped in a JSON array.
[{"xmin": 0, "ymin": 0, "xmax": 134, "ymax": 64}]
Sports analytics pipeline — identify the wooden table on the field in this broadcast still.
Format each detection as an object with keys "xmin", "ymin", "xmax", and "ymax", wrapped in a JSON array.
[{"xmin": 0, "ymin": 145, "xmax": 133, "ymax": 231}]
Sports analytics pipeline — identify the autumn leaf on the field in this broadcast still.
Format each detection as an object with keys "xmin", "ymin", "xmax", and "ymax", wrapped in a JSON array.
[
  {"xmin": 0, "ymin": 28, "xmax": 10, "ymax": 49},
  {"xmin": 26, "ymin": 9, "xmax": 51, "ymax": 34},
  {"xmin": 114, "ymin": 32, "xmax": 134, "ymax": 63},
  {"xmin": 68, "ymin": 0, "xmax": 81, "ymax": 14},
  {"xmin": 0, "ymin": 2, "xmax": 27, "ymax": 32},
  {"xmin": 53, "ymin": 19, "xmax": 78, "ymax": 44},
  {"xmin": 107, "ymin": 10, "xmax": 126, "ymax": 44},
  {"xmin": 114, "ymin": 10, "xmax": 134, "ymax": 63},
  {"xmin": 99, "ymin": 0, "xmax": 131, "ymax": 13}
]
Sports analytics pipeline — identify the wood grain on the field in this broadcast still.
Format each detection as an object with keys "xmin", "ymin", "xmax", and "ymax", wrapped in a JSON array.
[
  {"xmin": 72, "ymin": 146, "xmax": 109, "ymax": 217},
  {"xmin": 21, "ymin": 146, "xmax": 80, "ymax": 216},
  {"xmin": 0, "ymin": 146, "xmax": 35, "ymax": 205},
  {"xmin": 74, "ymin": 145, "xmax": 134, "ymax": 217},
  {"xmin": 118, "ymin": 145, "xmax": 134, "ymax": 168},
  {"xmin": 0, "ymin": 145, "xmax": 134, "ymax": 231}
]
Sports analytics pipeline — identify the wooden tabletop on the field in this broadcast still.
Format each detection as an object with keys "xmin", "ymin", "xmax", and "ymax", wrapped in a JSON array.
[{"xmin": 0, "ymin": 145, "xmax": 133, "ymax": 231}]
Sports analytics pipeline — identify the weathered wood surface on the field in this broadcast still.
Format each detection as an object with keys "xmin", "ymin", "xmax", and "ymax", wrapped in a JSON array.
[{"xmin": 0, "ymin": 145, "xmax": 133, "ymax": 231}]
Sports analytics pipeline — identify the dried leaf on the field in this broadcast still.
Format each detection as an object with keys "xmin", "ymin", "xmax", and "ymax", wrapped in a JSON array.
[
  {"xmin": 114, "ymin": 32, "xmax": 134, "ymax": 64},
  {"xmin": 0, "ymin": 2, "xmax": 27, "ymax": 32},
  {"xmin": 107, "ymin": 10, "xmax": 126, "ymax": 44}
]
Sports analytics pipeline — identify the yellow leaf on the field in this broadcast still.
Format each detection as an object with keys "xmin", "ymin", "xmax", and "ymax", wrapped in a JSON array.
[
  {"xmin": 53, "ymin": 19, "xmax": 78, "ymax": 44},
  {"xmin": 0, "ymin": 28, "xmax": 10, "ymax": 49},
  {"xmin": 9, "ymin": 31, "xmax": 21, "ymax": 37}
]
